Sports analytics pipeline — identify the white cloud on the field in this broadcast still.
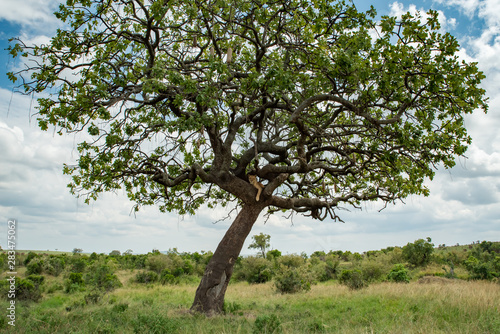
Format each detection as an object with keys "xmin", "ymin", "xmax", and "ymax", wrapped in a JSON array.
[
  {"xmin": 0, "ymin": 0, "xmax": 62, "ymax": 34},
  {"xmin": 433, "ymin": 0, "xmax": 481, "ymax": 17},
  {"xmin": 390, "ymin": 2, "xmax": 458, "ymax": 32}
]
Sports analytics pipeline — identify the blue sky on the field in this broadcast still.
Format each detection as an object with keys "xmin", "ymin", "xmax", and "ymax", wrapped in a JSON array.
[{"xmin": 0, "ymin": 0, "xmax": 499, "ymax": 255}]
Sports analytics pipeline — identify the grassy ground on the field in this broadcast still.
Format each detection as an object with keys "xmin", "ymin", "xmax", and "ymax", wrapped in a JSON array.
[{"xmin": 1, "ymin": 276, "xmax": 498, "ymax": 333}]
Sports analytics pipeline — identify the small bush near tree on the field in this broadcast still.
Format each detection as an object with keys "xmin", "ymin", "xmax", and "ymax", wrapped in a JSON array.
[
  {"xmin": 44, "ymin": 256, "xmax": 65, "ymax": 276},
  {"xmin": 362, "ymin": 260, "xmax": 386, "ymax": 282},
  {"xmin": 465, "ymin": 256, "xmax": 496, "ymax": 280},
  {"xmin": 274, "ymin": 265, "xmax": 313, "ymax": 294},
  {"xmin": 235, "ymin": 256, "xmax": 273, "ymax": 284},
  {"xmin": 339, "ymin": 269, "xmax": 366, "ymax": 290},
  {"xmin": 65, "ymin": 272, "xmax": 85, "ymax": 293},
  {"xmin": 136, "ymin": 271, "xmax": 159, "ymax": 284},
  {"xmin": 71, "ymin": 257, "xmax": 87, "ymax": 273},
  {"xmin": 387, "ymin": 264, "xmax": 410, "ymax": 283},
  {"xmin": 26, "ymin": 274, "xmax": 45, "ymax": 288},
  {"xmin": 16, "ymin": 278, "xmax": 42, "ymax": 302},
  {"xmin": 160, "ymin": 270, "xmax": 177, "ymax": 285},
  {"xmin": 266, "ymin": 249, "xmax": 282, "ymax": 260},
  {"xmin": 26, "ymin": 258, "xmax": 44, "ymax": 275}
]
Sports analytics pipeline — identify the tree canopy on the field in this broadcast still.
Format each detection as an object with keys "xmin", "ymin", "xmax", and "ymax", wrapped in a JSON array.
[
  {"xmin": 249, "ymin": 233, "xmax": 271, "ymax": 258},
  {"xmin": 8, "ymin": 0, "xmax": 488, "ymax": 314},
  {"xmin": 9, "ymin": 0, "xmax": 487, "ymax": 221}
]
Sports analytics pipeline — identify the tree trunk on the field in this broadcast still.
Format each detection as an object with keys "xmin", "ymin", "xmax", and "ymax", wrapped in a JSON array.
[{"xmin": 190, "ymin": 203, "xmax": 265, "ymax": 315}]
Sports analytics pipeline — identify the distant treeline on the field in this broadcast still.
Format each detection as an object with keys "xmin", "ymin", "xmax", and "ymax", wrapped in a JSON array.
[{"xmin": 0, "ymin": 239, "xmax": 498, "ymax": 302}]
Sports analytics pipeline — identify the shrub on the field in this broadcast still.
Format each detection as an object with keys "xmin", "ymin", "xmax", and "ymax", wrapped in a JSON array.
[
  {"xmin": 146, "ymin": 254, "xmax": 171, "ymax": 274},
  {"xmin": 136, "ymin": 271, "xmax": 159, "ymax": 284},
  {"xmin": 402, "ymin": 237, "xmax": 434, "ymax": 267},
  {"xmin": 277, "ymin": 254, "xmax": 305, "ymax": 268},
  {"xmin": 253, "ymin": 314, "xmax": 282, "ymax": 334},
  {"xmin": 339, "ymin": 269, "xmax": 366, "ymax": 290},
  {"xmin": 16, "ymin": 278, "xmax": 42, "ymax": 302},
  {"xmin": 109, "ymin": 250, "xmax": 121, "ymax": 256},
  {"xmin": 85, "ymin": 262, "xmax": 122, "ymax": 292},
  {"xmin": 387, "ymin": 264, "xmax": 410, "ymax": 283},
  {"xmin": 44, "ymin": 256, "xmax": 65, "ymax": 276},
  {"xmin": 274, "ymin": 265, "xmax": 313, "ymax": 294},
  {"xmin": 235, "ymin": 256, "xmax": 273, "ymax": 283},
  {"xmin": 65, "ymin": 272, "xmax": 85, "ymax": 293},
  {"xmin": 24, "ymin": 251, "xmax": 38, "ymax": 266},
  {"xmin": 362, "ymin": 260, "xmax": 386, "ymax": 282},
  {"xmin": 266, "ymin": 249, "xmax": 282, "ymax": 260},
  {"xmin": 26, "ymin": 258, "xmax": 44, "ymax": 275},
  {"xmin": 310, "ymin": 254, "xmax": 339, "ymax": 282},
  {"xmin": 46, "ymin": 282, "xmax": 64, "ymax": 294},
  {"xmin": 26, "ymin": 274, "xmax": 45, "ymax": 287},
  {"xmin": 70, "ymin": 257, "xmax": 87, "ymax": 273},
  {"xmin": 159, "ymin": 270, "xmax": 177, "ymax": 285},
  {"xmin": 68, "ymin": 272, "xmax": 84, "ymax": 284}
]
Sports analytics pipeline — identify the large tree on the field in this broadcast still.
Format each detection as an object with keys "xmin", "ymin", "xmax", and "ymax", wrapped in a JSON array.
[{"xmin": 9, "ymin": 0, "xmax": 487, "ymax": 315}]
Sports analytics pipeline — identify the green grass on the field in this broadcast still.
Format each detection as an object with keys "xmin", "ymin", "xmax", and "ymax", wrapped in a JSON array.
[{"xmin": 0, "ymin": 279, "xmax": 498, "ymax": 333}]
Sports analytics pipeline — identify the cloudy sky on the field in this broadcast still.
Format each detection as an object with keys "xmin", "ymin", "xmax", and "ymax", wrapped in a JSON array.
[{"xmin": 0, "ymin": 0, "xmax": 498, "ymax": 255}]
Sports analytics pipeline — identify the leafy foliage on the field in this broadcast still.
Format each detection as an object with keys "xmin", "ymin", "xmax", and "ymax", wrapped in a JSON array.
[
  {"xmin": 234, "ymin": 256, "xmax": 274, "ymax": 284},
  {"xmin": 7, "ymin": 0, "xmax": 488, "ymax": 221},
  {"xmin": 339, "ymin": 269, "xmax": 366, "ymax": 290},
  {"xmin": 387, "ymin": 264, "xmax": 410, "ymax": 283},
  {"xmin": 402, "ymin": 237, "xmax": 434, "ymax": 267},
  {"xmin": 15, "ymin": 278, "xmax": 42, "ymax": 302},
  {"xmin": 274, "ymin": 264, "xmax": 313, "ymax": 294},
  {"xmin": 464, "ymin": 241, "xmax": 500, "ymax": 280}
]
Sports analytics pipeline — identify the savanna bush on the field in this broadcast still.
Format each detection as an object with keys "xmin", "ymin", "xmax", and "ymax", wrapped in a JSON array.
[
  {"xmin": 339, "ymin": 269, "xmax": 366, "ymax": 290},
  {"xmin": 26, "ymin": 258, "xmax": 44, "ymax": 275},
  {"xmin": 84, "ymin": 261, "xmax": 122, "ymax": 292},
  {"xmin": 362, "ymin": 260, "xmax": 387, "ymax": 282},
  {"xmin": 44, "ymin": 256, "xmax": 65, "ymax": 276},
  {"xmin": 402, "ymin": 237, "xmax": 434, "ymax": 267},
  {"xmin": 16, "ymin": 278, "xmax": 42, "ymax": 302},
  {"xmin": 310, "ymin": 255, "xmax": 340, "ymax": 282},
  {"xmin": 234, "ymin": 256, "xmax": 273, "ymax": 283},
  {"xmin": 26, "ymin": 274, "xmax": 45, "ymax": 287},
  {"xmin": 266, "ymin": 249, "xmax": 282, "ymax": 260},
  {"xmin": 65, "ymin": 272, "xmax": 85, "ymax": 293},
  {"xmin": 23, "ymin": 251, "xmax": 38, "ymax": 266},
  {"xmin": 387, "ymin": 264, "xmax": 410, "ymax": 283},
  {"xmin": 135, "ymin": 271, "xmax": 159, "ymax": 284},
  {"xmin": 277, "ymin": 254, "xmax": 305, "ymax": 268},
  {"xmin": 274, "ymin": 264, "xmax": 313, "ymax": 294}
]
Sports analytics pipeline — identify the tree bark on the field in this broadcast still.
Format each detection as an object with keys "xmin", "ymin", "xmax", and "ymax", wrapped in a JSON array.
[{"xmin": 190, "ymin": 202, "xmax": 266, "ymax": 315}]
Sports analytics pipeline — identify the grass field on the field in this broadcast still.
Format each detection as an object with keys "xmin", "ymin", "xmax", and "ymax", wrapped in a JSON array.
[{"xmin": 1, "ymin": 273, "xmax": 498, "ymax": 333}]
